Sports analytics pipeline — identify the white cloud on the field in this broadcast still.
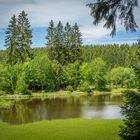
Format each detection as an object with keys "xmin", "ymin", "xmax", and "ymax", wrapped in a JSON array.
[
  {"xmin": 80, "ymin": 24, "xmax": 111, "ymax": 44},
  {"xmin": 0, "ymin": 0, "xmax": 140, "ymax": 47},
  {"xmin": 0, "ymin": 0, "xmax": 91, "ymax": 27}
]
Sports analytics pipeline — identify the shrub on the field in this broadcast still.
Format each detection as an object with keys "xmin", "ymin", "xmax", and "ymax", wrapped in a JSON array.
[
  {"xmin": 79, "ymin": 81, "xmax": 92, "ymax": 93},
  {"xmin": 66, "ymin": 85, "xmax": 74, "ymax": 92},
  {"xmin": 108, "ymin": 67, "xmax": 136, "ymax": 88},
  {"xmin": 0, "ymin": 65, "xmax": 20, "ymax": 94}
]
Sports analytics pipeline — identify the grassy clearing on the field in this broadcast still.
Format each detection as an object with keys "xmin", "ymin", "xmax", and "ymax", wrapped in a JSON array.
[{"xmin": 0, "ymin": 119, "xmax": 122, "ymax": 140}]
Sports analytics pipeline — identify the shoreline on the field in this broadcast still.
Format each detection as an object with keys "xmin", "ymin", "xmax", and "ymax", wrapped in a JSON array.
[{"xmin": 0, "ymin": 89, "xmax": 124, "ymax": 100}]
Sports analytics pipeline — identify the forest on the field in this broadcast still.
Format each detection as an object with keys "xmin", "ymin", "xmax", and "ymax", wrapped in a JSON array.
[{"xmin": 0, "ymin": 11, "xmax": 139, "ymax": 95}]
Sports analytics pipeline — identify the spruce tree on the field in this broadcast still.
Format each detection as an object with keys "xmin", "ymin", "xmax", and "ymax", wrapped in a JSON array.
[
  {"xmin": 119, "ymin": 91, "xmax": 140, "ymax": 140},
  {"xmin": 87, "ymin": 0, "xmax": 138, "ymax": 36},
  {"xmin": 46, "ymin": 20, "xmax": 55, "ymax": 47},
  {"xmin": 64, "ymin": 22, "xmax": 72, "ymax": 47},
  {"xmin": 5, "ymin": 14, "xmax": 18, "ymax": 65},
  {"xmin": 17, "ymin": 10, "xmax": 32, "ymax": 63},
  {"xmin": 54, "ymin": 21, "xmax": 64, "ymax": 64},
  {"xmin": 55, "ymin": 21, "xmax": 64, "ymax": 46},
  {"xmin": 71, "ymin": 23, "xmax": 82, "ymax": 47},
  {"xmin": 69, "ymin": 23, "xmax": 83, "ymax": 63}
]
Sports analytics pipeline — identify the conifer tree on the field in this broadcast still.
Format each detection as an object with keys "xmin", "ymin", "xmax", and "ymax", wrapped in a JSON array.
[
  {"xmin": 55, "ymin": 21, "xmax": 64, "ymax": 46},
  {"xmin": 87, "ymin": 0, "xmax": 138, "ymax": 36},
  {"xmin": 5, "ymin": 14, "xmax": 18, "ymax": 65},
  {"xmin": 71, "ymin": 23, "xmax": 82, "ymax": 47},
  {"xmin": 46, "ymin": 20, "xmax": 56, "ymax": 47},
  {"xmin": 46, "ymin": 20, "xmax": 56, "ymax": 61},
  {"xmin": 54, "ymin": 21, "xmax": 64, "ymax": 64},
  {"xmin": 64, "ymin": 22, "xmax": 72, "ymax": 47},
  {"xmin": 69, "ymin": 23, "xmax": 83, "ymax": 63},
  {"xmin": 17, "ymin": 10, "xmax": 32, "ymax": 63}
]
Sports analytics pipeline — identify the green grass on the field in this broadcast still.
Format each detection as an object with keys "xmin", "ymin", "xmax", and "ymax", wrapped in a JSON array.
[
  {"xmin": 0, "ymin": 119, "xmax": 122, "ymax": 140},
  {"xmin": 1, "ymin": 87, "xmax": 137, "ymax": 100}
]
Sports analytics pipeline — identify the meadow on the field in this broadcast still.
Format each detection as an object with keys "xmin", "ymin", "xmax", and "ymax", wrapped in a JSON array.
[{"xmin": 0, "ymin": 119, "xmax": 122, "ymax": 140}]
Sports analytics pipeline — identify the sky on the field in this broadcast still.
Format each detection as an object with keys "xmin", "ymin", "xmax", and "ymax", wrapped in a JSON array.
[{"xmin": 0, "ymin": 0, "xmax": 140, "ymax": 50}]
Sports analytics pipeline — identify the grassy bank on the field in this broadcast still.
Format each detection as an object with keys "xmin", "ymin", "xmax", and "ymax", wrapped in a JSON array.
[
  {"xmin": 0, "ymin": 119, "xmax": 122, "ymax": 140},
  {"xmin": 0, "ymin": 88, "xmax": 129, "ymax": 100}
]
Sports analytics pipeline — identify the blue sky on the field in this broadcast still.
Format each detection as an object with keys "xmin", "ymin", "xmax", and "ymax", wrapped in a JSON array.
[{"xmin": 0, "ymin": 0, "xmax": 140, "ymax": 50}]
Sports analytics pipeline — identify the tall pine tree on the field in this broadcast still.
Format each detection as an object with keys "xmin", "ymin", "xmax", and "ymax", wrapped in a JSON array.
[
  {"xmin": 46, "ymin": 21, "xmax": 83, "ymax": 65},
  {"xmin": 69, "ymin": 23, "xmax": 83, "ymax": 63},
  {"xmin": 46, "ymin": 20, "xmax": 56, "ymax": 47},
  {"xmin": 17, "ymin": 10, "xmax": 32, "ymax": 63},
  {"xmin": 64, "ymin": 22, "xmax": 72, "ymax": 47},
  {"xmin": 54, "ymin": 21, "xmax": 64, "ymax": 64},
  {"xmin": 46, "ymin": 20, "xmax": 56, "ymax": 61},
  {"xmin": 71, "ymin": 23, "xmax": 82, "ymax": 47},
  {"xmin": 5, "ymin": 14, "xmax": 18, "ymax": 65}
]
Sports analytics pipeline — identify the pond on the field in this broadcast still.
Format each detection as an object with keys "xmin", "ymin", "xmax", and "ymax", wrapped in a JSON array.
[{"xmin": 0, "ymin": 95, "xmax": 122, "ymax": 125}]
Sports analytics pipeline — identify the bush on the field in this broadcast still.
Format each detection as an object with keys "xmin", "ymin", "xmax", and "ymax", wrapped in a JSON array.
[
  {"xmin": 0, "ymin": 65, "xmax": 19, "ymax": 94},
  {"xmin": 79, "ymin": 81, "xmax": 92, "ymax": 93},
  {"xmin": 66, "ymin": 85, "xmax": 74, "ymax": 92},
  {"xmin": 108, "ymin": 67, "xmax": 136, "ymax": 88}
]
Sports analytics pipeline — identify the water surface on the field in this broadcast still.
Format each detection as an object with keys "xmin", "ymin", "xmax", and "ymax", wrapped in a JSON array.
[{"xmin": 0, "ymin": 95, "xmax": 122, "ymax": 124}]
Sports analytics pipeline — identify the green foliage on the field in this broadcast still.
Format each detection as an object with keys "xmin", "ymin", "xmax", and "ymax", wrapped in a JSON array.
[
  {"xmin": 1, "ymin": 14, "xmax": 139, "ymax": 94},
  {"xmin": 66, "ymin": 85, "xmax": 74, "ymax": 92},
  {"xmin": 47, "ymin": 20, "xmax": 82, "ymax": 65},
  {"xmin": 5, "ymin": 14, "xmax": 18, "ymax": 65},
  {"xmin": 64, "ymin": 61, "xmax": 81, "ymax": 89},
  {"xmin": 71, "ymin": 23, "xmax": 82, "ymax": 47},
  {"xmin": 89, "ymin": 58, "xmax": 107, "ymax": 90},
  {"xmin": 81, "ymin": 44, "xmax": 138, "ymax": 69},
  {"xmin": 119, "ymin": 91, "xmax": 140, "ymax": 140},
  {"xmin": 52, "ymin": 60, "xmax": 67, "ymax": 90},
  {"xmin": 5, "ymin": 11, "xmax": 32, "ymax": 65},
  {"xmin": 25, "ymin": 55, "xmax": 55, "ymax": 92},
  {"xmin": 108, "ymin": 67, "xmax": 136, "ymax": 88},
  {"xmin": 133, "ymin": 44, "xmax": 140, "ymax": 88},
  {"xmin": 16, "ymin": 62, "xmax": 31, "ymax": 94},
  {"xmin": 79, "ymin": 81, "xmax": 92, "ymax": 93},
  {"xmin": 25, "ymin": 59, "xmax": 41, "ymax": 91},
  {"xmin": 87, "ymin": 0, "xmax": 138, "ymax": 36},
  {"xmin": 16, "ymin": 73, "xmax": 30, "ymax": 95},
  {"xmin": 46, "ymin": 20, "xmax": 55, "ymax": 47},
  {"xmin": 16, "ymin": 10, "xmax": 32, "ymax": 63},
  {"xmin": 64, "ymin": 22, "xmax": 72, "ymax": 47},
  {"xmin": 80, "ymin": 63, "xmax": 91, "ymax": 82},
  {"xmin": 0, "ymin": 65, "xmax": 20, "ymax": 94}
]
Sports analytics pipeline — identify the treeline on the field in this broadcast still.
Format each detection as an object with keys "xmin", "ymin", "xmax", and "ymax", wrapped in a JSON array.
[
  {"xmin": 0, "ymin": 44, "xmax": 139, "ymax": 69},
  {"xmin": 0, "ymin": 55, "xmax": 138, "ymax": 94},
  {"xmin": 0, "ymin": 11, "xmax": 139, "ymax": 94}
]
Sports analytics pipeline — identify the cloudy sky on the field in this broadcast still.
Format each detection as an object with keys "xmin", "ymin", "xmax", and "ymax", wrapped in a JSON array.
[{"xmin": 0, "ymin": 0, "xmax": 140, "ymax": 49}]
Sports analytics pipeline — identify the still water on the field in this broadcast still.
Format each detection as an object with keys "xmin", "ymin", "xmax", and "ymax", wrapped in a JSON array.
[{"xmin": 0, "ymin": 95, "xmax": 122, "ymax": 124}]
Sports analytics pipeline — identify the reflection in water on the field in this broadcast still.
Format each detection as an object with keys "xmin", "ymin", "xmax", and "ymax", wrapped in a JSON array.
[{"xmin": 0, "ymin": 95, "xmax": 122, "ymax": 124}]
